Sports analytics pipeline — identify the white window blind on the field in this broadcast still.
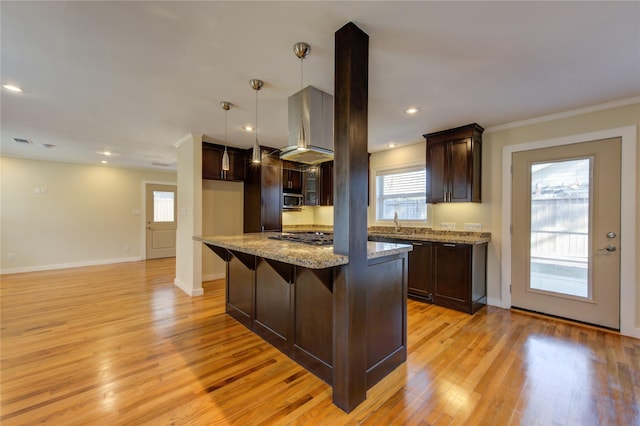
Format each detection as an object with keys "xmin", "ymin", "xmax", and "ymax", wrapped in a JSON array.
[{"xmin": 376, "ymin": 167, "xmax": 426, "ymax": 221}]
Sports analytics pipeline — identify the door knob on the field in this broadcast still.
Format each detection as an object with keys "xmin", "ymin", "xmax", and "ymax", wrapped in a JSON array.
[
  {"xmin": 606, "ymin": 232, "xmax": 616, "ymax": 239},
  {"xmin": 597, "ymin": 245, "xmax": 617, "ymax": 252}
]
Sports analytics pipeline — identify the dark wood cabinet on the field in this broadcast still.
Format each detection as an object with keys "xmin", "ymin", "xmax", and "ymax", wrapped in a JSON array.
[
  {"xmin": 424, "ymin": 123, "xmax": 483, "ymax": 203},
  {"xmin": 369, "ymin": 236, "xmax": 433, "ymax": 301},
  {"xmin": 407, "ymin": 241, "xmax": 433, "ymax": 301},
  {"xmin": 244, "ymin": 147, "xmax": 282, "ymax": 233},
  {"xmin": 432, "ymin": 242, "xmax": 487, "ymax": 314},
  {"xmin": 368, "ymin": 235, "xmax": 487, "ymax": 313},
  {"xmin": 202, "ymin": 142, "xmax": 246, "ymax": 181},
  {"xmin": 319, "ymin": 161, "xmax": 334, "ymax": 206},
  {"xmin": 282, "ymin": 160, "xmax": 303, "ymax": 192}
]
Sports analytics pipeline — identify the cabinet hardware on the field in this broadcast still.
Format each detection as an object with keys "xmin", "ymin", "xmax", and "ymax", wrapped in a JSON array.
[
  {"xmin": 413, "ymin": 242, "xmax": 423, "ymax": 246},
  {"xmin": 443, "ymin": 243, "xmax": 456, "ymax": 247}
]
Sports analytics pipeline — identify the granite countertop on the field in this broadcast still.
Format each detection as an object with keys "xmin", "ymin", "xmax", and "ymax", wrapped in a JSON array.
[
  {"xmin": 368, "ymin": 227, "xmax": 491, "ymax": 245},
  {"xmin": 282, "ymin": 225, "xmax": 492, "ymax": 245},
  {"xmin": 194, "ymin": 233, "xmax": 412, "ymax": 269}
]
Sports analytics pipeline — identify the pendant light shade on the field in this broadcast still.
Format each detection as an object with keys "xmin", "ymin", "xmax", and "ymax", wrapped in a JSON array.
[
  {"xmin": 220, "ymin": 101, "xmax": 232, "ymax": 171},
  {"xmin": 294, "ymin": 42, "xmax": 310, "ymax": 151},
  {"xmin": 250, "ymin": 79, "xmax": 264, "ymax": 163}
]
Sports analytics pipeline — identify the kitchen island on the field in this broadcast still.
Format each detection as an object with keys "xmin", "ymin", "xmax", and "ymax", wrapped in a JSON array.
[{"xmin": 195, "ymin": 233, "xmax": 412, "ymax": 388}]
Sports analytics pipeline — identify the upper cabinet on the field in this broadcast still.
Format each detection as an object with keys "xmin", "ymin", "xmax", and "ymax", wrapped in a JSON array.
[
  {"xmin": 301, "ymin": 161, "xmax": 333, "ymax": 206},
  {"xmin": 319, "ymin": 161, "xmax": 333, "ymax": 206},
  {"xmin": 282, "ymin": 160, "xmax": 303, "ymax": 192},
  {"xmin": 424, "ymin": 123, "xmax": 483, "ymax": 203},
  {"xmin": 202, "ymin": 142, "xmax": 246, "ymax": 182}
]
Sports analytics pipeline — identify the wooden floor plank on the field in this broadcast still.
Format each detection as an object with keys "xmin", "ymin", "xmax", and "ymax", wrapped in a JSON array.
[{"xmin": 1, "ymin": 258, "xmax": 638, "ymax": 425}]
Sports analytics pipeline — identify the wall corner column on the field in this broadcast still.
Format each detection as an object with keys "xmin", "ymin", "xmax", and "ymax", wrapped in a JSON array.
[{"xmin": 175, "ymin": 133, "xmax": 204, "ymax": 297}]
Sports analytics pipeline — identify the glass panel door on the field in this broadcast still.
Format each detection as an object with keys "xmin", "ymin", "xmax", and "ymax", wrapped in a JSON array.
[{"xmin": 530, "ymin": 158, "xmax": 590, "ymax": 298}]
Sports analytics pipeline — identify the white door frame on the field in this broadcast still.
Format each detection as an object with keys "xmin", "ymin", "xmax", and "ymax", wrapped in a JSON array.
[
  {"xmin": 501, "ymin": 126, "xmax": 637, "ymax": 338},
  {"xmin": 141, "ymin": 180, "xmax": 177, "ymax": 260}
]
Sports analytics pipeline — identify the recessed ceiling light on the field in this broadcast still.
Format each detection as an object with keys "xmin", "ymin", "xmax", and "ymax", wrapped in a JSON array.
[
  {"xmin": 102, "ymin": 151, "xmax": 112, "ymax": 156},
  {"xmin": 244, "ymin": 125, "xmax": 253, "ymax": 132},
  {"xmin": 405, "ymin": 107, "xmax": 418, "ymax": 115},
  {"xmin": 13, "ymin": 138, "xmax": 33, "ymax": 145},
  {"xmin": 42, "ymin": 144, "xmax": 56, "ymax": 149},
  {"xmin": 2, "ymin": 84, "xmax": 23, "ymax": 93},
  {"xmin": 101, "ymin": 160, "xmax": 108, "ymax": 164},
  {"xmin": 388, "ymin": 142, "xmax": 396, "ymax": 148}
]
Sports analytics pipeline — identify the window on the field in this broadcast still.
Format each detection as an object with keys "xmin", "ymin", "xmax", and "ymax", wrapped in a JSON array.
[
  {"xmin": 376, "ymin": 167, "xmax": 426, "ymax": 221},
  {"xmin": 153, "ymin": 191, "xmax": 175, "ymax": 222}
]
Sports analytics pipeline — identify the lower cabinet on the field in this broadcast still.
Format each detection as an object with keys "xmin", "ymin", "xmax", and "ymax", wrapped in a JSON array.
[
  {"xmin": 432, "ymin": 242, "xmax": 487, "ymax": 314},
  {"xmin": 407, "ymin": 242, "xmax": 433, "ymax": 302},
  {"xmin": 368, "ymin": 236, "xmax": 487, "ymax": 314}
]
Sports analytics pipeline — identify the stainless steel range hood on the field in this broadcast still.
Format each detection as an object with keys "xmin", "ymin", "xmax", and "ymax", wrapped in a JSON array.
[{"xmin": 280, "ymin": 85, "xmax": 334, "ymax": 164}]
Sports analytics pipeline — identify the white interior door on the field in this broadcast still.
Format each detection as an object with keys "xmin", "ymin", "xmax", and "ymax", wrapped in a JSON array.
[
  {"xmin": 146, "ymin": 184, "xmax": 177, "ymax": 259},
  {"xmin": 511, "ymin": 138, "xmax": 621, "ymax": 329}
]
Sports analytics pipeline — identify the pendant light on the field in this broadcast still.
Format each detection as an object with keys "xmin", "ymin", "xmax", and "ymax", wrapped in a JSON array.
[
  {"xmin": 220, "ymin": 101, "xmax": 232, "ymax": 172},
  {"xmin": 250, "ymin": 79, "xmax": 264, "ymax": 163},
  {"xmin": 293, "ymin": 42, "xmax": 310, "ymax": 151}
]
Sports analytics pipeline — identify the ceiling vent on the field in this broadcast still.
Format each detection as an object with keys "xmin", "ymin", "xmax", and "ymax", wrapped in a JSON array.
[{"xmin": 13, "ymin": 138, "xmax": 33, "ymax": 145}]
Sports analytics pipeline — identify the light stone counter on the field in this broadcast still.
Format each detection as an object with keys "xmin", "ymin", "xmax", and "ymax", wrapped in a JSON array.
[
  {"xmin": 282, "ymin": 225, "xmax": 491, "ymax": 245},
  {"xmin": 194, "ymin": 233, "xmax": 411, "ymax": 269}
]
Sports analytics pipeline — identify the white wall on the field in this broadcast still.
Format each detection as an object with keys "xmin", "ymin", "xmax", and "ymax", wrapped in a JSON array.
[
  {"xmin": 174, "ymin": 133, "xmax": 203, "ymax": 296},
  {"xmin": 202, "ymin": 179, "xmax": 243, "ymax": 280},
  {"xmin": 0, "ymin": 157, "xmax": 175, "ymax": 273},
  {"xmin": 369, "ymin": 100, "xmax": 640, "ymax": 337}
]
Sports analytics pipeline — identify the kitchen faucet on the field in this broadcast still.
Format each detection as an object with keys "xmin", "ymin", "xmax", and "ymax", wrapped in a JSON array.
[{"xmin": 393, "ymin": 211, "xmax": 401, "ymax": 232}]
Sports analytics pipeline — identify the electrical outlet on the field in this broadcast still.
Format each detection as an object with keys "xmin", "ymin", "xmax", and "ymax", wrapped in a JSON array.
[
  {"xmin": 8, "ymin": 252, "xmax": 15, "ymax": 261},
  {"xmin": 464, "ymin": 223, "xmax": 482, "ymax": 231},
  {"xmin": 123, "ymin": 244, "xmax": 129, "ymax": 252},
  {"xmin": 440, "ymin": 222, "xmax": 456, "ymax": 230}
]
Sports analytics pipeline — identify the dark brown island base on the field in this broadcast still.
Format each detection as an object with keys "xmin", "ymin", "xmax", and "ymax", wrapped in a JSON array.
[{"xmin": 194, "ymin": 233, "xmax": 412, "ymax": 397}]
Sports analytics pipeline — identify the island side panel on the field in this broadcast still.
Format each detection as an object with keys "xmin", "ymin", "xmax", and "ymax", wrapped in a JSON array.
[
  {"xmin": 293, "ymin": 267, "xmax": 335, "ymax": 384},
  {"xmin": 365, "ymin": 252, "xmax": 408, "ymax": 388},
  {"xmin": 226, "ymin": 254, "xmax": 255, "ymax": 327},
  {"xmin": 253, "ymin": 258, "xmax": 293, "ymax": 353}
]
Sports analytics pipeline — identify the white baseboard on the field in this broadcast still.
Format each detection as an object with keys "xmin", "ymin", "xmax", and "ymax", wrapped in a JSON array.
[
  {"xmin": 0, "ymin": 256, "xmax": 143, "ymax": 275},
  {"xmin": 202, "ymin": 272, "xmax": 225, "ymax": 282},
  {"xmin": 174, "ymin": 278, "xmax": 204, "ymax": 297},
  {"xmin": 486, "ymin": 297, "xmax": 504, "ymax": 308}
]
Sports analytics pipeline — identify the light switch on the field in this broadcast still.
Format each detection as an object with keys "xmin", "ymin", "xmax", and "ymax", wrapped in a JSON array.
[
  {"xmin": 464, "ymin": 223, "xmax": 482, "ymax": 231},
  {"xmin": 440, "ymin": 222, "xmax": 456, "ymax": 230}
]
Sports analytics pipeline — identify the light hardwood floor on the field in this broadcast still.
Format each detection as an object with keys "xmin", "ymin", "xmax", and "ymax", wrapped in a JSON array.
[{"xmin": 1, "ymin": 258, "xmax": 638, "ymax": 425}]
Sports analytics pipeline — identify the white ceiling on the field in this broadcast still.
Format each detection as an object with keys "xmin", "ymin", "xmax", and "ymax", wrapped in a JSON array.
[{"xmin": 2, "ymin": 1, "xmax": 639, "ymax": 170}]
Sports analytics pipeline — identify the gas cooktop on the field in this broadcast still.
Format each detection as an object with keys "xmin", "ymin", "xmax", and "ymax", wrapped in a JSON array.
[{"xmin": 269, "ymin": 231, "xmax": 333, "ymax": 246}]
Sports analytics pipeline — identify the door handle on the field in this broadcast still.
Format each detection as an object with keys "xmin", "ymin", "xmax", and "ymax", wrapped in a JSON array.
[{"xmin": 597, "ymin": 245, "xmax": 617, "ymax": 252}]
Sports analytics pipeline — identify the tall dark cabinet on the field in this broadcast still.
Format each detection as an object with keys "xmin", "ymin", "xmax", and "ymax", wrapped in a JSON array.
[
  {"xmin": 244, "ymin": 147, "xmax": 282, "ymax": 233},
  {"xmin": 424, "ymin": 123, "xmax": 483, "ymax": 203}
]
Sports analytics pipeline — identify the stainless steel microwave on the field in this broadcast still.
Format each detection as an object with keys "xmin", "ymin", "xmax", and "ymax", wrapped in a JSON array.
[{"xmin": 283, "ymin": 193, "xmax": 304, "ymax": 209}]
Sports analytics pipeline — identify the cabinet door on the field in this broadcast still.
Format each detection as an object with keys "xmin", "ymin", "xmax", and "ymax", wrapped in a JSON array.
[
  {"xmin": 319, "ymin": 161, "xmax": 333, "ymax": 206},
  {"xmin": 407, "ymin": 242, "xmax": 433, "ymax": 300},
  {"xmin": 261, "ymin": 154, "xmax": 282, "ymax": 232},
  {"xmin": 304, "ymin": 166, "xmax": 318, "ymax": 206},
  {"xmin": 227, "ymin": 148, "xmax": 246, "ymax": 181},
  {"xmin": 426, "ymin": 142, "xmax": 447, "ymax": 203},
  {"xmin": 432, "ymin": 243, "xmax": 471, "ymax": 312},
  {"xmin": 202, "ymin": 145, "xmax": 223, "ymax": 180},
  {"xmin": 449, "ymin": 138, "xmax": 472, "ymax": 202},
  {"xmin": 282, "ymin": 161, "xmax": 302, "ymax": 191}
]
